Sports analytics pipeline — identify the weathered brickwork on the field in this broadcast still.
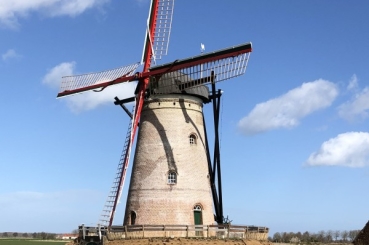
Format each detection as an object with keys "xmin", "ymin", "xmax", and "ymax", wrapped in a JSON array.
[{"xmin": 124, "ymin": 94, "xmax": 214, "ymax": 226}]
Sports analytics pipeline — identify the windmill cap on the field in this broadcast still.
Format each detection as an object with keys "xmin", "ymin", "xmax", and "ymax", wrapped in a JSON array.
[{"xmin": 149, "ymin": 71, "xmax": 210, "ymax": 102}]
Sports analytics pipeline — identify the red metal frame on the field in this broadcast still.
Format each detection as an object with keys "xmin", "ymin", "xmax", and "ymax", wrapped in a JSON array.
[{"xmin": 108, "ymin": 0, "xmax": 159, "ymax": 227}]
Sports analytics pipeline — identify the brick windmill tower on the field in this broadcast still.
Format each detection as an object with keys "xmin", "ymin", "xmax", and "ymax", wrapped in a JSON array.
[
  {"xmin": 123, "ymin": 71, "xmax": 214, "ymax": 226},
  {"xmin": 57, "ymin": 0, "xmax": 252, "ymax": 228}
]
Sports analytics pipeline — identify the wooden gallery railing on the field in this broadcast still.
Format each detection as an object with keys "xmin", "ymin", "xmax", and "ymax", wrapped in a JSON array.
[{"xmin": 101, "ymin": 224, "xmax": 269, "ymax": 240}]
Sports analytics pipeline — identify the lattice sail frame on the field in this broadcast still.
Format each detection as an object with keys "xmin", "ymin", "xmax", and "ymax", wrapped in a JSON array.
[
  {"xmin": 152, "ymin": 0, "xmax": 174, "ymax": 61},
  {"xmin": 58, "ymin": 62, "xmax": 139, "ymax": 96},
  {"xmin": 148, "ymin": 42, "xmax": 252, "ymax": 93},
  {"xmin": 142, "ymin": 0, "xmax": 174, "ymax": 65}
]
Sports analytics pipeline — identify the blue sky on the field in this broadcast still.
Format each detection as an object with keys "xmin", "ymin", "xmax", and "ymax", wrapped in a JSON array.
[{"xmin": 1, "ymin": 0, "xmax": 369, "ymax": 235}]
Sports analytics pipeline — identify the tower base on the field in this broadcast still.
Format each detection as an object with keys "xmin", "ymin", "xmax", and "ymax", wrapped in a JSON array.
[{"xmin": 75, "ymin": 224, "xmax": 270, "ymax": 245}]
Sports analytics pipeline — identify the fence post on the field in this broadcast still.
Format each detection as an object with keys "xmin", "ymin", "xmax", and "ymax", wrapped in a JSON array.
[
  {"xmin": 81, "ymin": 224, "xmax": 85, "ymax": 240},
  {"xmin": 124, "ymin": 225, "xmax": 127, "ymax": 238},
  {"xmin": 186, "ymin": 225, "xmax": 188, "ymax": 238},
  {"xmin": 142, "ymin": 225, "xmax": 145, "ymax": 238},
  {"xmin": 227, "ymin": 224, "xmax": 230, "ymax": 239}
]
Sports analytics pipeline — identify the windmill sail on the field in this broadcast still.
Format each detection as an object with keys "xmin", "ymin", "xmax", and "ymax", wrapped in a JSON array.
[
  {"xmin": 57, "ymin": 63, "xmax": 140, "ymax": 98},
  {"xmin": 148, "ymin": 42, "xmax": 252, "ymax": 93},
  {"xmin": 98, "ymin": 0, "xmax": 175, "ymax": 227},
  {"xmin": 99, "ymin": 105, "xmax": 136, "ymax": 227},
  {"xmin": 141, "ymin": 0, "xmax": 174, "ymax": 66}
]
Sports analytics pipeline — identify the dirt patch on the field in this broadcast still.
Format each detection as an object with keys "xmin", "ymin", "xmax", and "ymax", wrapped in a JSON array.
[{"xmin": 243, "ymin": 239, "xmax": 273, "ymax": 245}]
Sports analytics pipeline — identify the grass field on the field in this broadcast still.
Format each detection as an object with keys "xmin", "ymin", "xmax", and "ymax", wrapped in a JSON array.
[{"xmin": 0, "ymin": 239, "xmax": 68, "ymax": 245}]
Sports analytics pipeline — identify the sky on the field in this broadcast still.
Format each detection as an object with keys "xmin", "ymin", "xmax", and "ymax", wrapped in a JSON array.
[{"xmin": 1, "ymin": 0, "xmax": 369, "ymax": 235}]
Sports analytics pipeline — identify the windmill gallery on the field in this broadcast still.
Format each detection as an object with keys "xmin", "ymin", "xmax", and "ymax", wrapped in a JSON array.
[{"xmin": 57, "ymin": 0, "xmax": 269, "ymax": 244}]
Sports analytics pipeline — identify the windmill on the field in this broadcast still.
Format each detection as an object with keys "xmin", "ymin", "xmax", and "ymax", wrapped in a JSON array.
[{"xmin": 57, "ymin": 0, "xmax": 252, "ymax": 228}]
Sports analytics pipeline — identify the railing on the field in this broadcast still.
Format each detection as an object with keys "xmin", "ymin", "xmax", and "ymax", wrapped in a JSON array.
[{"xmin": 78, "ymin": 224, "xmax": 268, "ymax": 241}]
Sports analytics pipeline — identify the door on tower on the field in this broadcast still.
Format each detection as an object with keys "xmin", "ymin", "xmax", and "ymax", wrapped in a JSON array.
[{"xmin": 193, "ymin": 205, "xmax": 203, "ymax": 236}]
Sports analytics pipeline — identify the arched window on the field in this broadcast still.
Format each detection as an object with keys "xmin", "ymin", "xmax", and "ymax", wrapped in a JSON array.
[
  {"xmin": 193, "ymin": 205, "xmax": 202, "ymax": 211},
  {"xmin": 130, "ymin": 211, "xmax": 136, "ymax": 225},
  {"xmin": 168, "ymin": 171, "xmax": 177, "ymax": 184},
  {"xmin": 189, "ymin": 134, "xmax": 197, "ymax": 145}
]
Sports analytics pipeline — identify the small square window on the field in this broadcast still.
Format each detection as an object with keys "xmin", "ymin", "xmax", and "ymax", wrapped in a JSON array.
[
  {"xmin": 189, "ymin": 134, "xmax": 196, "ymax": 145},
  {"xmin": 168, "ymin": 172, "xmax": 177, "ymax": 184}
]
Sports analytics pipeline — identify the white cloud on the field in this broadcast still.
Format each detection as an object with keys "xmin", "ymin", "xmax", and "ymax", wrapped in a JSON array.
[
  {"xmin": 338, "ymin": 76, "xmax": 369, "ymax": 122},
  {"xmin": 43, "ymin": 62, "xmax": 76, "ymax": 89},
  {"xmin": 347, "ymin": 74, "xmax": 358, "ymax": 91},
  {"xmin": 2, "ymin": 49, "xmax": 22, "ymax": 61},
  {"xmin": 43, "ymin": 61, "xmax": 137, "ymax": 112},
  {"xmin": 0, "ymin": 0, "xmax": 109, "ymax": 29},
  {"xmin": 238, "ymin": 79, "xmax": 339, "ymax": 135},
  {"xmin": 65, "ymin": 82, "xmax": 137, "ymax": 113},
  {"xmin": 305, "ymin": 132, "xmax": 369, "ymax": 167}
]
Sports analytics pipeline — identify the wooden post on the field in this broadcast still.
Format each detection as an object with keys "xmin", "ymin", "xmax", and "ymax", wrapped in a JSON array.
[
  {"xmin": 142, "ymin": 225, "xmax": 145, "ymax": 238},
  {"xmin": 186, "ymin": 225, "xmax": 188, "ymax": 238},
  {"xmin": 124, "ymin": 225, "xmax": 127, "ymax": 238},
  {"xmin": 227, "ymin": 224, "xmax": 230, "ymax": 239}
]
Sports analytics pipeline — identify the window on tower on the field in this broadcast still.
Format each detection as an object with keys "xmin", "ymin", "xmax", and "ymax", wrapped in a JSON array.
[
  {"xmin": 168, "ymin": 171, "xmax": 177, "ymax": 184},
  {"xmin": 189, "ymin": 134, "xmax": 197, "ymax": 145},
  {"xmin": 130, "ymin": 211, "xmax": 136, "ymax": 225},
  {"xmin": 193, "ymin": 204, "xmax": 202, "ymax": 211}
]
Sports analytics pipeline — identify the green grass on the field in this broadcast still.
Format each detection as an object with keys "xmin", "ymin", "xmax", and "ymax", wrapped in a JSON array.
[{"xmin": 0, "ymin": 239, "xmax": 68, "ymax": 245}]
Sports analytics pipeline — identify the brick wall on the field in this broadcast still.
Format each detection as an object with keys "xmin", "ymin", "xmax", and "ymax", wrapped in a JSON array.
[{"xmin": 124, "ymin": 94, "xmax": 214, "ymax": 226}]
